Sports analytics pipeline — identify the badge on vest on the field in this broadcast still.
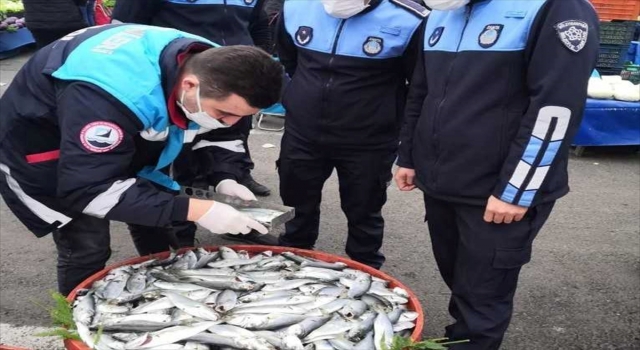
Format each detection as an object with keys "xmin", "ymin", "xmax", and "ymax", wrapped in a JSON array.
[
  {"xmin": 295, "ymin": 26, "xmax": 313, "ymax": 46},
  {"xmin": 363, "ymin": 36, "xmax": 384, "ymax": 56},
  {"xmin": 478, "ymin": 24, "xmax": 504, "ymax": 49},
  {"xmin": 555, "ymin": 20, "xmax": 588, "ymax": 53},
  {"xmin": 428, "ymin": 27, "xmax": 444, "ymax": 47},
  {"xmin": 80, "ymin": 121, "xmax": 124, "ymax": 153}
]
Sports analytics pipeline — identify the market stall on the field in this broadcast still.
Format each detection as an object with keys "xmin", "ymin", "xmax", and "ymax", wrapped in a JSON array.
[
  {"xmin": 573, "ymin": 7, "xmax": 640, "ymax": 153},
  {"xmin": 0, "ymin": 0, "xmax": 34, "ymax": 60}
]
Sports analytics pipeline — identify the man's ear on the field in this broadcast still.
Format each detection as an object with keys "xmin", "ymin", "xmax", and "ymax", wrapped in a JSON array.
[{"xmin": 180, "ymin": 74, "xmax": 200, "ymax": 92}]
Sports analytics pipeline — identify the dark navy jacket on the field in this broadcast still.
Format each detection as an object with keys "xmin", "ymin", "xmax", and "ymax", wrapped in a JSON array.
[
  {"xmin": 0, "ymin": 24, "xmax": 239, "ymax": 237},
  {"xmin": 276, "ymin": 0, "xmax": 428, "ymax": 149},
  {"xmin": 397, "ymin": 0, "xmax": 599, "ymax": 207},
  {"xmin": 111, "ymin": 0, "xmax": 271, "ymax": 50}
]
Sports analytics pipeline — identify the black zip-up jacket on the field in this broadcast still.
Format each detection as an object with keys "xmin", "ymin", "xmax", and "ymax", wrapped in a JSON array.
[
  {"xmin": 276, "ymin": 0, "xmax": 428, "ymax": 149},
  {"xmin": 22, "ymin": 0, "xmax": 87, "ymax": 30},
  {"xmin": 111, "ymin": 0, "xmax": 271, "ymax": 51},
  {"xmin": 398, "ymin": 0, "xmax": 599, "ymax": 207}
]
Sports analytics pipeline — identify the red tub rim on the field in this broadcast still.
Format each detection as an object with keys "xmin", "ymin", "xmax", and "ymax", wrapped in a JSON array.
[{"xmin": 65, "ymin": 245, "xmax": 424, "ymax": 349}]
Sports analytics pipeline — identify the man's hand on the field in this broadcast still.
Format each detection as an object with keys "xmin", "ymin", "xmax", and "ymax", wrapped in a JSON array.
[
  {"xmin": 395, "ymin": 167, "xmax": 416, "ymax": 191},
  {"xmin": 483, "ymin": 195, "xmax": 528, "ymax": 224},
  {"xmin": 216, "ymin": 179, "xmax": 257, "ymax": 201}
]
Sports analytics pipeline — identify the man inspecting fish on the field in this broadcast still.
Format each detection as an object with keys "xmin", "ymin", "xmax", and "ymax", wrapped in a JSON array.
[{"xmin": 0, "ymin": 23, "xmax": 283, "ymax": 296}]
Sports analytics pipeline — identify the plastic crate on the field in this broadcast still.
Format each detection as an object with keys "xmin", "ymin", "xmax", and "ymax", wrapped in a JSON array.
[
  {"xmin": 597, "ymin": 44, "xmax": 632, "ymax": 69},
  {"xmin": 590, "ymin": 0, "xmax": 640, "ymax": 21},
  {"xmin": 599, "ymin": 21, "xmax": 637, "ymax": 45}
]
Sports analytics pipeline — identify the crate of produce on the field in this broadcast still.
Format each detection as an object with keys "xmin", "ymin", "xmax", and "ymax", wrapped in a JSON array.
[
  {"xmin": 590, "ymin": 0, "xmax": 640, "ymax": 21},
  {"xmin": 64, "ymin": 245, "xmax": 426, "ymax": 350},
  {"xmin": 599, "ymin": 21, "xmax": 637, "ymax": 45}
]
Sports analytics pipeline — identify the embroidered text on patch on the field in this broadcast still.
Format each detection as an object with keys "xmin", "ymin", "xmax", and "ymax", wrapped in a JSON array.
[{"xmin": 555, "ymin": 20, "xmax": 588, "ymax": 53}]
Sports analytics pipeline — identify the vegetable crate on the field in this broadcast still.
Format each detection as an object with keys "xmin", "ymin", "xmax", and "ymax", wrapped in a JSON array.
[
  {"xmin": 590, "ymin": 0, "xmax": 640, "ymax": 21},
  {"xmin": 596, "ymin": 44, "xmax": 633, "ymax": 70},
  {"xmin": 599, "ymin": 21, "xmax": 638, "ymax": 45}
]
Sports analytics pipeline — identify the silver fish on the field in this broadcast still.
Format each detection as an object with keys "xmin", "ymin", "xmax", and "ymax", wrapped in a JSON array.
[
  {"xmin": 303, "ymin": 316, "xmax": 353, "ymax": 343},
  {"xmin": 127, "ymin": 270, "xmax": 148, "ymax": 294},
  {"xmin": 354, "ymin": 331, "xmax": 374, "ymax": 350},
  {"xmin": 236, "ymin": 295, "xmax": 316, "ymax": 309},
  {"xmin": 238, "ymin": 290, "xmax": 296, "ymax": 303},
  {"xmin": 130, "ymin": 297, "xmax": 175, "ymax": 315},
  {"xmin": 124, "ymin": 321, "xmax": 216, "ymax": 349},
  {"xmin": 193, "ymin": 251, "xmax": 219, "ymax": 270},
  {"xmin": 373, "ymin": 312, "xmax": 393, "ymax": 350},
  {"xmin": 387, "ymin": 307, "xmax": 404, "ymax": 324},
  {"xmin": 284, "ymin": 315, "xmax": 332, "ymax": 338},
  {"xmin": 99, "ymin": 314, "xmax": 176, "ymax": 332},
  {"xmin": 214, "ymin": 290, "xmax": 238, "ymax": 313},
  {"xmin": 347, "ymin": 273, "xmax": 371, "ymax": 299},
  {"xmin": 338, "ymin": 300, "xmax": 368, "ymax": 320},
  {"xmin": 262, "ymin": 279, "xmax": 317, "ymax": 292},
  {"xmin": 153, "ymin": 281, "xmax": 212, "ymax": 292},
  {"xmin": 163, "ymin": 292, "xmax": 220, "ymax": 321},
  {"xmin": 393, "ymin": 321, "xmax": 415, "ymax": 333},
  {"xmin": 254, "ymin": 331, "xmax": 305, "ymax": 350},
  {"xmin": 188, "ymin": 333, "xmax": 275, "ymax": 350},
  {"xmin": 96, "ymin": 303, "xmax": 131, "ymax": 314},
  {"xmin": 225, "ymin": 313, "xmax": 308, "ymax": 330},
  {"xmin": 399, "ymin": 311, "xmax": 419, "ymax": 323},
  {"xmin": 300, "ymin": 260, "xmax": 348, "ymax": 271},
  {"xmin": 73, "ymin": 291, "xmax": 95, "ymax": 326},
  {"xmin": 219, "ymin": 247, "xmax": 239, "ymax": 260},
  {"xmin": 347, "ymin": 312, "xmax": 376, "ymax": 342},
  {"xmin": 102, "ymin": 269, "xmax": 131, "ymax": 300},
  {"xmin": 328, "ymin": 338, "xmax": 356, "ymax": 350},
  {"xmin": 231, "ymin": 305, "xmax": 308, "ymax": 315}
]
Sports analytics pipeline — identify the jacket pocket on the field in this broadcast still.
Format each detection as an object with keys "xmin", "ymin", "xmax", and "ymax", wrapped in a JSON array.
[{"xmin": 492, "ymin": 246, "xmax": 532, "ymax": 269}]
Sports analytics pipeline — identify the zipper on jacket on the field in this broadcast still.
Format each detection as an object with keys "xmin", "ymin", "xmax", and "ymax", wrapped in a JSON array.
[
  {"xmin": 321, "ymin": 20, "xmax": 346, "ymax": 137},
  {"xmin": 431, "ymin": 5, "xmax": 472, "ymax": 186}
]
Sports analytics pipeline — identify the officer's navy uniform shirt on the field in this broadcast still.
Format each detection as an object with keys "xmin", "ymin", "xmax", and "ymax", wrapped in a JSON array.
[
  {"xmin": 398, "ymin": 0, "xmax": 599, "ymax": 208},
  {"xmin": 276, "ymin": 0, "xmax": 428, "ymax": 149}
]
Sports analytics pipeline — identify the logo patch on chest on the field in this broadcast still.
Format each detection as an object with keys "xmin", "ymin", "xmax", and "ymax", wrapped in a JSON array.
[
  {"xmin": 80, "ymin": 121, "xmax": 124, "ymax": 153},
  {"xmin": 478, "ymin": 24, "xmax": 504, "ymax": 49},
  {"xmin": 555, "ymin": 20, "xmax": 589, "ymax": 53},
  {"xmin": 295, "ymin": 26, "xmax": 313, "ymax": 46},
  {"xmin": 243, "ymin": 0, "xmax": 255, "ymax": 4},
  {"xmin": 363, "ymin": 36, "xmax": 384, "ymax": 56},
  {"xmin": 428, "ymin": 27, "xmax": 445, "ymax": 47}
]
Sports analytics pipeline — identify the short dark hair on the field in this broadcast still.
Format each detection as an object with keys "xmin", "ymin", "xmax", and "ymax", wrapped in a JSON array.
[{"xmin": 184, "ymin": 45, "xmax": 283, "ymax": 109}]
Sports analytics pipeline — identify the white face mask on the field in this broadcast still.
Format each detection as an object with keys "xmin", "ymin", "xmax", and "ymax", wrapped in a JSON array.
[
  {"xmin": 423, "ymin": 0, "xmax": 469, "ymax": 11},
  {"xmin": 177, "ymin": 86, "xmax": 230, "ymax": 130},
  {"xmin": 321, "ymin": 0, "xmax": 370, "ymax": 19}
]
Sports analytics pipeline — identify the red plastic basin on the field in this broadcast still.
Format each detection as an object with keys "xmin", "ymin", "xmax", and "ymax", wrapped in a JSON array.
[{"xmin": 65, "ymin": 245, "xmax": 424, "ymax": 349}]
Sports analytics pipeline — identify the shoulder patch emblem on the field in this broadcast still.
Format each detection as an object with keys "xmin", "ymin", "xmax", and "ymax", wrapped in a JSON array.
[
  {"xmin": 80, "ymin": 121, "xmax": 124, "ymax": 153},
  {"xmin": 295, "ymin": 26, "xmax": 313, "ymax": 46},
  {"xmin": 390, "ymin": 0, "xmax": 429, "ymax": 18},
  {"xmin": 478, "ymin": 24, "xmax": 504, "ymax": 49},
  {"xmin": 363, "ymin": 36, "xmax": 384, "ymax": 56},
  {"xmin": 243, "ymin": 0, "xmax": 255, "ymax": 4},
  {"xmin": 428, "ymin": 27, "xmax": 445, "ymax": 47},
  {"xmin": 555, "ymin": 20, "xmax": 589, "ymax": 53}
]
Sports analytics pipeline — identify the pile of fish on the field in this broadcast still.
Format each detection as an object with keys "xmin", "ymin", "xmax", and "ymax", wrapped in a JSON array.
[{"xmin": 72, "ymin": 247, "xmax": 418, "ymax": 350}]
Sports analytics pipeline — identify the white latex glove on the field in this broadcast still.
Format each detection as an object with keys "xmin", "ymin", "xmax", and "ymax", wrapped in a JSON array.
[
  {"xmin": 216, "ymin": 179, "xmax": 257, "ymax": 201},
  {"xmin": 195, "ymin": 201, "xmax": 268, "ymax": 235}
]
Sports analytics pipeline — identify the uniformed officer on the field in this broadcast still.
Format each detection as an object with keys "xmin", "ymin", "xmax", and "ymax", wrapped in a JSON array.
[
  {"xmin": 395, "ymin": 0, "xmax": 599, "ymax": 348},
  {"xmin": 276, "ymin": 0, "xmax": 428, "ymax": 268},
  {"xmin": 0, "ymin": 24, "xmax": 283, "ymax": 295},
  {"xmin": 111, "ymin": 0, "xmax": 278, "ymax": 247}
]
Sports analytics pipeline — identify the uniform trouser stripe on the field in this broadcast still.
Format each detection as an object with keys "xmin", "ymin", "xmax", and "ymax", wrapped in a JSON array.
[
  {"xmin": 82, "ymin": 178, "xmax": 137, "ymax": 218},
  {"xmin": 0, "ymin": 163, "xmax": 72, "ymax": 227}
]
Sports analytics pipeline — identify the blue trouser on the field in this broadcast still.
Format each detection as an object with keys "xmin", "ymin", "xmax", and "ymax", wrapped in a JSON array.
[
  {"xmin": 277, "ymin": 132, "xmax": 396, "ymax": 269},
  {"xmin": 422, "ymin": 194, "xmax": 555, "ymax": 350}
]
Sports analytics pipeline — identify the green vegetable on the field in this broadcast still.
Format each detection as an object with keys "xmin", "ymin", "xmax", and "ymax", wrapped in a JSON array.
[
  {"xmin": 386, "ymin": 336, "xmax": 471, "ymax": 350},
  {"xmin": 33, "ymin": 290, "xmax": 80, "ymax": 341}
]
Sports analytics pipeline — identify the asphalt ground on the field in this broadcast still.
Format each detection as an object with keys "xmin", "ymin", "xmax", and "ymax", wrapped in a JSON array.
[{"xmin": 1, "ymin": 51, "xmax": 639, "ymax": 349}]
